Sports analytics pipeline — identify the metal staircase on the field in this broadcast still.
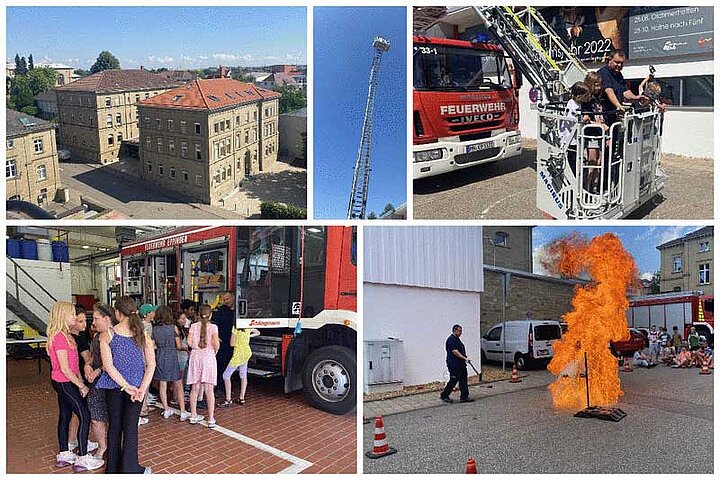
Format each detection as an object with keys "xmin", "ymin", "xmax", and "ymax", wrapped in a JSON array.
[{"xmin": 6, "ymin": 256, "xmax": 57, "ymax": 336}]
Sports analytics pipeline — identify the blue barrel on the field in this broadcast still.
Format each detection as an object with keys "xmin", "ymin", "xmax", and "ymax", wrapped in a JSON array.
[
  {"xmin": 52, "ymin": 241, "xmax": 69, "ymax": 263},
  {"xmin": 20, "ymin": 239, "xmax": 38, "ymax": 260},
  {"xmin": 7, "ymin": 239, "xmax": 21, "ymax": 258}
]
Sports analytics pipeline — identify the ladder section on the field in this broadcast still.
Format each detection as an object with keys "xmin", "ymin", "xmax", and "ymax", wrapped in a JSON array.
[
  {"xmin": 473, "ymin": 6, "xmax": 588, "ymax": 104},
  {"xmin": 347, "ymin": 36, "xmax": 390, "ymax": 220}
]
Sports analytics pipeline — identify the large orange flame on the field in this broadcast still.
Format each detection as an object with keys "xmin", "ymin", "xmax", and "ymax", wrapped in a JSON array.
[{"xmin": 545, "ymin": 233, "xmax": 639, "ymax": 410}]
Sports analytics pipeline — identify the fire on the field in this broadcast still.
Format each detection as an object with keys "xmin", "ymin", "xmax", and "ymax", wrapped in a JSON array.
[{"xmin": 545, "ymin": 233, "xmax": 639, "ymax": 410}]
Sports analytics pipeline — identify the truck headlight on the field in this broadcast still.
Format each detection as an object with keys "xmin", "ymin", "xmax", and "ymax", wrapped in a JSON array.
[{"xmin": 414, "ymin": 148, "xmax": 444, "ymax": 163}]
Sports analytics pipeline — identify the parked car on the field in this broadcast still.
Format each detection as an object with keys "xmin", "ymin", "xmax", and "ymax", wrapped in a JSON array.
[
  {"xmin": 481, "ymin": 320, "xmax": 563, "ymax": 370},
  {"xmin": 610, "ymin": 328, "xmax": 646, "ymax": 357}
]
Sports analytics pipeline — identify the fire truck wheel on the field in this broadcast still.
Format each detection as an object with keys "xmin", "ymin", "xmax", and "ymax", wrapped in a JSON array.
[{"xmin": 302, "ymin": 346, "xmax": 356, "ymax": 415}]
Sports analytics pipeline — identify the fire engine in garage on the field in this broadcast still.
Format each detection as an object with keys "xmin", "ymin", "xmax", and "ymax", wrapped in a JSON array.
[
  {"xmin": 120, "ymin": 226, "xmax": 357, "ymax": 414},
  {"xmin": 412, "ymin": 34, "xmax": 523, "ymax": 179},
  {"xmin": 626, "ymin": 291, "xmax": 714, "ymax": 344}
]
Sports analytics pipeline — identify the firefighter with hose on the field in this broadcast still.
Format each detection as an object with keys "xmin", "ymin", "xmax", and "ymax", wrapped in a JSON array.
[{"xmin": 440, "ymin": 324, "xmax": 475, "ymax": 404}]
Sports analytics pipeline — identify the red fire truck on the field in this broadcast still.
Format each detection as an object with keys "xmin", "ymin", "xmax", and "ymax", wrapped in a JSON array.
[
  {"xmin": 626, "ymin": 291, "xmax": 714, "ymax": 343},
  {"xmin": 413, "ymin": 35, "xmax": 523, "ymax": 179},
  {"xmin": 120, "ymin": 226, "xmax": 357, "ymax": 414}
]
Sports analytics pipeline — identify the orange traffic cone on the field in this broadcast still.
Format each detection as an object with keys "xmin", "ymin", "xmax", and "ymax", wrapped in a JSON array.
[
  {"xmin": 466, "ymin": 458, "xmax": 478, "ymax": 474},
  {"xmin": 509, "ymin": 364, "xmax": 521, "ymax": 383},
  {"xmin": 622, "ymin": 357, "xmax": 633, "ymax": 372},
  {"xmin": 365, "ymin": 416, "xmax": 397, "ymax": 459},
  {"xmin": 699, "ymin": 359, "xmax": 711, "ymax": 375}
]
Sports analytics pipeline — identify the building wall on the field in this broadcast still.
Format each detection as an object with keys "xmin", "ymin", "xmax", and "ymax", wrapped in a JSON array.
[
  {"xmin": 6, "ymin": 127, "xmax": 61, "ymax": 205},
  {"xmin": 57, "ymin": 87, "xmax": 172, "ymax": 164},
  {"xmin": 481, "ymin": 268, "xmax": 580, "ymax": 333},
  {"xmin": 278, "ymin": 112, "xmax": 306, "ymax": 161},
  {"xmin": 364, "ymin": 283, "xmax": 482, "ymax": 387},
  {"xmin": 483, "ymin": 226, "xmax": 532, "ymax": 272},
  {"xmin": 55, "ymin": 68, "xmax": 74, "ymax": 87},
  {"xmin": 137, "ymin": 98, "xmax": 279, "ymax": 205},
  {"xmin": 660, "ymin": 236, "xmax": 714, "ymax": 295}
]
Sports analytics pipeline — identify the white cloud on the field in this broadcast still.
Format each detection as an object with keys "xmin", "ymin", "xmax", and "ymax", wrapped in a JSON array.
[
  {"xmin": 657, "ymin": 226, "xmax": 697, "ymax": 246},
  {"xmin": 148, "ymin": 55, "xmax": 175, "ymax": 64},
  {"xmin": 640, "ymin": 271, "xmax": 654, "ymax": 281},
  {"xmin": 212, "ymin": 53, "xmax": 240, "ymax": 62},
  {"xmin": 198, "ymin": 55, "xmax": 209, "ymax": 61}
]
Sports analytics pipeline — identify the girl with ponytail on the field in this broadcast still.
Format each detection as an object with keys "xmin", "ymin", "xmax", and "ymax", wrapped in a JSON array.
[
  {"xmin": 186, "ymin": 304, "xmax": 220, "ymax": 428},
  {"xmin": 96, "ymin": 296, "xmax": 155, "ymax": 474}
]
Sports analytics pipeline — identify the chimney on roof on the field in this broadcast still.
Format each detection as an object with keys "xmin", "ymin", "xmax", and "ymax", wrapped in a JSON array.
[{"xmin": 140, "ymin": 65, "xmax": 144, "ymax": 70}]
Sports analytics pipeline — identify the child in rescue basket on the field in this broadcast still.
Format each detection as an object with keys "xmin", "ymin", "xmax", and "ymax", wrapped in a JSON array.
[
  {"xmin": 46, "ymin": 301, "xmax": 104, "ymax": 472},
  {"xmin": 187, "ymin": 304, "xmax": 220, "ymax": 427},
  {"xmin": 220, "ymin": 326, "xmax": 261, "ymax": 406}
]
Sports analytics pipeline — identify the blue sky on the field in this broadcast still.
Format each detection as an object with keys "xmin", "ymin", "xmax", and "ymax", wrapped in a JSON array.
[
  {"xmin": 313, "ymin": 7, "xmax": 407, "ymax": 219},
  {"xmin": 533, "ymin": 226, "xmax": 706, "ymax": 279},
  {"xmin": 6, "ymin": 7, "xmax": 306, "ymax": 69}
]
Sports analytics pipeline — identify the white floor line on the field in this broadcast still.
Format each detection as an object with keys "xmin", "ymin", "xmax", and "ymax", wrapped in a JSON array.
[{"xmin": 150, "ymin": 401, "xmax": 313, "ymax": 474}]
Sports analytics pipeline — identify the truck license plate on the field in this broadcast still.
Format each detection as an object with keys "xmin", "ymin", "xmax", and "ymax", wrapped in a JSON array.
[
  {"xmin": 538, "ymin": 349, "xmax": 549, "ymax": 355},
  {"xmin": 466, "ymin": 141, "xmax": 494, "ymax": 154}
]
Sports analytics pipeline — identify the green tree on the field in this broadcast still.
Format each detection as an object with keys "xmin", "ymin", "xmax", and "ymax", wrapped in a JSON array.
[
  {"xmin": 14, "ymin": 54, "xmax": 22, "ymax": 75},
  {"xmin": 73, "ymin": 69, "xmax": 90, "ymax": 78},
  {"xmin": 231, "ymin": 70, "xmax": 255, "ymax": 83},
  {"xmin": 650, "ymin": 271, "xmax": 661, "ymax": 294},
  {"xmin": 276, "ymin": 84, "xmax": 306, "ymax": 114},
  {"xmin": 9, "ymin": 76, "xmax": 34, "ymax": 111},
  {"xmin": 382, "ymin": 203, "xmax": 395, "ymax": 215},
  {"xmin": 367, "ymin": 212, "xmax": 377, "ymax": 219},
  {"xmin": 16, "ymin": 55, "xmax": 28, "ymax": 76},
  {"xmin": 21, "ymin": 106, "xmax": 39, "ymax": 116},
  {"xmin": 27, "ymin": 67, "xmax": 58, "ymax": 95},
  {"xmin": 90, "ymin": 51, "xmax": 120, "ymax": 73},
  {"xmin": 28, "ymin": 54, "xmax": 34, "ymax": 70}
]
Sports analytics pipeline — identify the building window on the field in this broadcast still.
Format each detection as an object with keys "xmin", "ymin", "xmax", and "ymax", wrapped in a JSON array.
[
  {"xmin": 699, "ymin": 241, "xmax": 711, "ymax": 253},
  {"xmin": 146, "ymin": 161, "xmax": 152, "ymax": 173},
  {"xmin": 673, "ymin": 256, "xmax": 683, "ymax": 273},
  {"xmin": 107, "ymin": 114, "xmax": 113, "ymax": 127},
  {"xmin": 214, "ymin": 122, "xmax": 219, "ymax": 134},
  {"xmin": 183, "ymin": 171, "xmax": 189, "ymax": 182},
  {"xmin": 215, "ymin": 170, "xmax": 222, "ymax": 184},
  {"xmin": 494, "ymin": 231, "xmax": 509, "ymax": 247},
  {"xmin": 181, "ymin": 121, "xmax": 187, "ymax": 134},
  {"xmin": 146, "ymin": 137, "xmax": 152, "ymax": 150},
  {"xmin": 144, "ymin": 117, "xmax": 150, "ymax": 128},
  {"xmin": 105, "ymin": 97, "xmax": 111, "ymax": 107},
  {"xmin": 108, "ymin": 134, "xmax": 114, "ymax": 146},
  {"xmin": 629, "ymin": 75, "xmax": 713, "ymax": 108},
  {"xmin": 37, "ymin": 188, "xmax": 48, "ymax": 205},
  {"xmin": 235, "ymin": 115, "xmax": 240, "ymax": 127},
  {"xmin": 7, "ymin": 139, "xmax": 14, "ymax": 149},
  {"xmin": 37, "ymin": 164, "xmax": 47, "ymax": 180},
  {"xmin": 225, "ymin": 119, "xmax": 230, "ymax": 130},
  {"xmin": 221, "ymin": 168, "xmax": 227, "ymax": 181},
  {"xmin": 225, "ymin": 165, "xmax": 231, "ymax": 179},
  {"xmin": 194, "ymin": 123, "xmax": 201, "ymax": 135},
  {"xmin": 6, "ymin": 159, "xmax": 18, "ymax": 178},
  {"xmin": 214, "ymin": 142, "xmax": 220, "ymax": 161},
  {"xmin": 34, "ymin": 138, "xmax": 44, "ymax": 153},
  {"xmin": 170, "ymin": 167, "xmax": 176, "ymax": 179},
  {"xmin": 235, "ymin": 133, "xmax": 240, "ymax": 149},
  {"xmin": 181, "ymin": 142, "xmax": 188, "ymax": 158},
  {"xmin": 145, "ymin": 92, "xmax": 150, "ymax": 99},
  {"xmin": 245, "ymin": 112, "xmax": 250, "ymax": 122},
  {"xmin": 158, "ymin": 164, "xmax": 164, "ymax": 176},
  {"xmin": 244, "ymin": 130, "xmax": 249, "ymax": 144},
  {"xmin": 168, "ymin": 139, "xmax": 175, "ymax": 155},
  {"xmin": 195, "ymin": 174, "xmax": 202, "ymax": 186},
  {"xmin": 114, "ymin": 96, "xmax": 120, "ymax": 106},
  {"xmin": 79, "ymin": 115, "xmax": 84, "ymax": 125},
  {"xmin": 156, "ymin": 119, "xmax": 161, "ymax": 130},
  {"xmin": 699, "ymin": 263, "xmax": 710, "ymax": 285},
  {"xmin": 8, "ymin": 194, "xmax": 21, "ymax": 201},
  {"xmin": 135, "ymin": 94, "xmax": 140, "ymax": 103},
  {"xmin": 116, "ymin": 113, "xmax": 122, "ymax": 125},
  {"xmin": 117, "ymin": 133, "xmax": 123, "ymax": 143},
  {"xmin": 157, "ymin": 138, "xmax": 163, "ymax": 153},
  {"xmin": 195, "ymin": 144, "xmax": 202, "ymax": 160},
  {"xmin": 167, "ymin": 119, "xmax": 173, "ymax": 132}
]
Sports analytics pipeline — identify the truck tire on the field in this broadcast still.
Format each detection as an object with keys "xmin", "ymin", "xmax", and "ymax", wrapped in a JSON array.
[
  {"xmin": 302, "ymin": 345, "xmax": 356, "ymax": 415},
  {"xmin": 515, "ymin": 352, "xmax": 528, "ymax": 370}
]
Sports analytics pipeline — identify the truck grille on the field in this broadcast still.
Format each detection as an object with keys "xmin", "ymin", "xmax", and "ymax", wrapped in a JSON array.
[
  {"xmin": 449, "ymin": 120, "xmax": 504, "ymax": 134},
  {"xmin": 455, "ymin": 147, "xmax": 502, "ymax": 165}
]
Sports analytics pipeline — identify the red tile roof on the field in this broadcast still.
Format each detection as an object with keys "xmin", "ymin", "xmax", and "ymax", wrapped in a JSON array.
[
  {"xmin": 55, "ymin": 69, "xmax": 180, "ymax": 93},
  {"xmin": 136, "ymin": 78, "xmax": 280, "ymax": 111}
]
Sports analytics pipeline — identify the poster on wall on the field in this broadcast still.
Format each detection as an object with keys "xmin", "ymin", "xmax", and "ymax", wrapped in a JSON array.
[{"xmin": 628, "ymin": 7, "xmax": 713, "ymax": 59}]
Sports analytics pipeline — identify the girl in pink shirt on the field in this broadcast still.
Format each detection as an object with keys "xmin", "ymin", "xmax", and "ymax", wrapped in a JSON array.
[{"xmin": 46, "ymin": 301, "xmax": 104, "ymax": 472}]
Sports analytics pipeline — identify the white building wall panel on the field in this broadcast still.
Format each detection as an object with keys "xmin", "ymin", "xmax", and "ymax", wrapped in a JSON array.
[
  {"xmin": 364, "ymin": 283, "xmax": 481, "ymax": 387},
  {"xmin": 364, "ymin": 226, "xmax": 484, "ymax": 292}
]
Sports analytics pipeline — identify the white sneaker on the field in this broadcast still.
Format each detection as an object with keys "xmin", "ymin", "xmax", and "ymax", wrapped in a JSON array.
[
  {"xmin": 138, "ymin": 417, "xmax": 149, "ymax": 426},
  {"xmin": 162, "ymin": 409, "xmax": 173, "ymax": 419},
  {"xmin": 68, "ymin": 440, "xmax": 98, "ymax": 452},
  {"xmin": 179, "ymin": 411, "xmax": 192, "ymax": 421},
  {"xmin": 56, "ymin": 450, "xmax": 76, "ymax": 468},
  {"xmin": 144, "ymin": 467, "xmax": 153, "ymax": 474},
  {"xmin": 147, "ymin": 393, "xmax": 157, "ymax": 402},
  {"xmin": 189, "ymin": 415, "xmax": 204, "ymax": 425},
  {"xmin": 207, "ymin": 419, "xmax": 217, "ymax": 429},
  {"xmin": 73, "ymin": 453, "xmax": 104, "ymax": 472}
]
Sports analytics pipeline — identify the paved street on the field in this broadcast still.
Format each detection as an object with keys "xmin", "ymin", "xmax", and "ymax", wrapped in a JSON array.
[
  {"xmin": 363, "ymin": 367, "xmax": 713, "ymax": 474},
  {"xmin": 7, "ymin": 359, "xmax": 355, "ymax": 474},
  {"xmin": 59, "ymin": 157, "xmax": 306, "ymax": 220},
  {"xmin": 413, "ymin": 140, "xmax": 713, "ymax": 219}
]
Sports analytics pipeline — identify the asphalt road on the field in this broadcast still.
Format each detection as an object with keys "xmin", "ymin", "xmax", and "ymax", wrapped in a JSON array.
[
  {"xmin": 363, "ymin": 368, "xmax": 713, "ymax": 474},
  {"xmin": 413, "ymin": 140, "xmax": 713, "ymax": 220}
]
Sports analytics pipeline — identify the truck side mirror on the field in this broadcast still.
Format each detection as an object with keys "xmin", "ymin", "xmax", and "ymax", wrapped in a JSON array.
[{"xmin": 237, "ymin": 299, "xmax": 247, "ymax": 317}]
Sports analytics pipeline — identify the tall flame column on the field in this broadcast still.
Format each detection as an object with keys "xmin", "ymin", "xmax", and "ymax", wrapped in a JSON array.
[{"xmin": 347, "ymin": 36, "xmax": 390, "ymax": 220}]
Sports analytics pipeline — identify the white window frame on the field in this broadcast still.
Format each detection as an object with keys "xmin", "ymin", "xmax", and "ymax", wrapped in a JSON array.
[
  {"xmin": 36, "ymin": 164, "xmax": 47, "ymax": 181},
  {"xmin": 699, "ymin": 263, "xmax": 710, "ymax": 285},
  {"xmin": 673, "ymin": 256, "xmax": 683, "ymax": 273},
  {"xmin": 6, "ymin": 159, "xmax": 18, "ymax": 179},
  {"xmin": 34, "ymin": 138, "xmax": 44, "ymax": 153}
]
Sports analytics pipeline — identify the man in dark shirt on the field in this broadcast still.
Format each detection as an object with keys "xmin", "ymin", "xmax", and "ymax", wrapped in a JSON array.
[
  {"xmin": 597, "ymin": 49, "xmax": 646, "ymax": 122},
  {"xmin": 440, "ymin": 324, "xmax": 474, "ymax": 403},
  {"xmin": 212, "ymin": 290, "xmax": 236, "ymax": 388}
]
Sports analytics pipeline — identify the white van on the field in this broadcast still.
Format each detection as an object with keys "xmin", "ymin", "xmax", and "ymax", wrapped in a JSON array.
[{"xmin": 481, "ymin": 320, "xmax": 563, "ymax": 369}]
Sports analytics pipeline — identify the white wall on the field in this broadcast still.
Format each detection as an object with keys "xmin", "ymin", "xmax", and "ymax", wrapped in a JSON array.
[
  {"xmin": 6, "ymin": 259, "xmax": 72, "ymax": 324},
  {"xmin": 364, "ymin": 283, "xmax": 482, "ymax": 387},
  {"xmin": 364, "ymin": 226, "xmax": 484, "ymax": 292}
]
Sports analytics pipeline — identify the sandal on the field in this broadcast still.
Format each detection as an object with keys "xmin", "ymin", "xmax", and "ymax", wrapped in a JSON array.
[
  {"xmin": 239, "ymin": 399, "xmax": 246, "ymax": 405},
  {"xmin": 219, "ymin": 400, "xmax": 234, "ymax": 407}
]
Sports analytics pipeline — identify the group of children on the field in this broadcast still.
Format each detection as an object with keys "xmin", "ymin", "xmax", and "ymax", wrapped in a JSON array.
[
  {"xmin": 631, "ymin": 326, "xmax": 714, "ymax": 370},
  {"xmin": 46, "ymin": 297, "xmax": 259, "ymax": 473}
]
